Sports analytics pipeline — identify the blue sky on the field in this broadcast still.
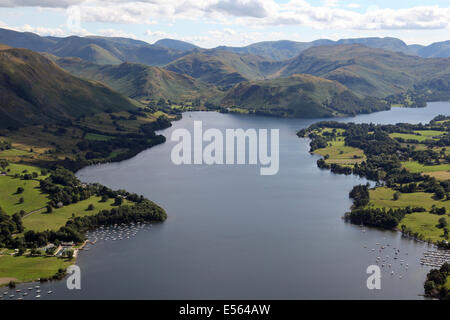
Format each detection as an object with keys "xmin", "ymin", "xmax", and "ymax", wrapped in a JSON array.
[{"xmin": 0, "ymin": 1, "xmax": 448, "ymax": 47}]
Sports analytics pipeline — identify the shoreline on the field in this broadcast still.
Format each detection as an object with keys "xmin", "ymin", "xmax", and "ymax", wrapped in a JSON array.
[{"xmin": 1, "ymin": 102, "xmax": 446, "ymax": 296}]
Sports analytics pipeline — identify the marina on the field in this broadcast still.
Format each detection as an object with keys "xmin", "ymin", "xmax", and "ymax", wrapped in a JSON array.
[{"xmin": 420, "ymin": 250, "xmax": 450, "ymax": 268}]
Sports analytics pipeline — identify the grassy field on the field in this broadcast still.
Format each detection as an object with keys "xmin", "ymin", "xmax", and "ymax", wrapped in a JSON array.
[
  {"xmin": 401, "ymin": 161, "xmax": 450, "ymax": 173},
  {"xmin": 369, "ymin": 187, "xmax": 450, "ymax": 211},
  {"xmin": 314, "ymin": 137, "xmax": 365, "ymax": 165},
  {"xmin": 5, "ymin": 163, "xmax": 46, "ymax": 176},
  {"xmin": 401, "ymin": 211, "xmax": 446, "ymax": 243},
  {"xmin": 389, "ymin": 130, "xmax": 445, "ymax": 142},
  {"xmin": 413, "ymin": 130, "xmax": 446, "ymax": 137},
  {"xmin": 389, "ymin": 133, "xmax": 431, "ymax": 142},
  {"xmin": 0, "ymin": 176, "xmax": 48, "ymax": 215},
  {"xmin": 22, "ymin": 196, "xmax": 129, "ymax": 232},
  {"xmin": 0, "ymin": 255, "xmax": 72, "ymax": 285},
  {"xmin": 424, "ymin": 171, "xmax": 450, "ymax": 181},
  {"xmin": 0, "ymin": 148, "xmax": 32, "ymax": 157},
  {"xmin": 84, "ymin": 133, "xmax": 112, "ymax": 141},
  {"xmin": 369, "ymin": 187, "xmax": 450, "ymax": 243}
]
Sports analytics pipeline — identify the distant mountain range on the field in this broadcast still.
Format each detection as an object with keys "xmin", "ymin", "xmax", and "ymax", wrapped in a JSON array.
[
  {"xmin": 0, "ymin": 28, "xmax": 449, "ymax": 67},
  {"xmin": 0, "ymin": 28, "xmax": 184, "ymax": 66},
  {"xmin": 0, "ymin": 27, "xmax": 449, "ymax": 125},
  {"xmin": 277, "ymin": 44, "xmax": 450, "ymax": 98}
]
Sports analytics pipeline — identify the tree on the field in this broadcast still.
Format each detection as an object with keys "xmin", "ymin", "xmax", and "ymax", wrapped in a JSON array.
[
  {"xmin": 438, "ymin": 217, "xmax": 448, "ymax": 229},
  {"xmin": 19, "ymin": 197, "xmax": 24, "ymax": 204},
  {"xmin": 393, "ymin": 191, "xmax": 400, "ymax": 201},
  {"xmin": 46, "ymin": 205, "xmax": 53, "ymax": 213},
  {"xmin": 66, "ymin": 249, "xmax": 74, "ymax": 260},
  {"xmin": 424, "ymin": 280, "xmax": 435, "ymax": 293},
  {"xmin": 114, "ymin": 197, "xmax": 123, "ymax": 206},
  {"xmin": 16, "ymin": 187, "xmax": 24, "ymax": 194},
  {"xmin": 0, "ymin": 159, "xmax": 8, "ymax": 170},
  {"xmin": 87, "ymin": 204, "xmax": 95, "ymax": 211}
]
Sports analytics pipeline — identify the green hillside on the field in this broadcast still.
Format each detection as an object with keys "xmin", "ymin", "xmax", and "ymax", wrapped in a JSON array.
[
  {"xmin": 56, "ymin": 58, "xmax": 220, "ymax": 102},
  {"xmin": 154, "ymin": 38, "xmax": 199, "ymax": 51},
  {"xmin": 278, "ymin": 44, "xmax": 450, "ymax": 98},
  {"xmin": 220, "ymin": 74, "xmax": 389, "ymax": 118},
  {"xmin": 0, "ymin": 46, "xmax": 136, "ymax": 128},
  {"xmin": 165, "ymin": 50, "xmax": 281, "ymax": 88}
]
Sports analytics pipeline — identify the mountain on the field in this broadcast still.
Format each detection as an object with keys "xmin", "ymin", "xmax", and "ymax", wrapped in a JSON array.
[
  {"xmin": 0, "ymin": 46, "xmax": 136, "ymax": 128},
  {"xmin": 56, "ymin": 57, "xmax": 220, "ymax": 102},
  {"xmin": 154, "ymin": 39, "xmax": 199, "ymax": 51},
  {"xmin": 0, "ymin": 28, "xmax": 57, "ymax": 52},
  {"xmin": 165, "ymin": 49, "xmax": 282, "ymax": 88},
  {"xmin": 49, "ymin": 36, "xmax": 185, "ymax": 65},
  {"xmin": 220, "ymin": 74, "xmax": 388, "ymax": 118},
  {"xmin": 218, "ymin": 37, "xmax": 442, "ymax": 60},
  {"xmin": 0, "ymin": 28, "xmax": 186, "ymax": 66},
  {"xmin": 217, "ymin": 40, "xmax": 312, "ymax": 61},
  {"xmin": 277, "ymin": 44, "xmax": 450, "ymax": 97},
  {"xmin": 418, "ymin": 41, "xmax": 450, "ymax": 58}
]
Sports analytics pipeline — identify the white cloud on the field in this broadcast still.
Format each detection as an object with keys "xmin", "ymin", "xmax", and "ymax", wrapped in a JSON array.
[
  {"xmin": 347, "ymin": 3, "xmax": 359, "ymax": 9},
  {"xmin": 323, "ymin": 0, "xmax": 339, "ymax": 8},
  {"xmin": 0, "ymin": 0, "xmax": 84, "ymax": 8},
  {"xmin": 145, "ymin": 29, "xmax": 173, "ymax": 39},
  {"xmin": 1, "ymin": 0, "xmax": 449, "ymax": 41},
  {"xmin": 207, "ymin": 0, "xmax": 276, "ymax": 18}
]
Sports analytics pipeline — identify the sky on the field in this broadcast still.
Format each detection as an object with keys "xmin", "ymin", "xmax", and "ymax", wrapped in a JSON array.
[{"xmin": 0, "ymin": 0, "xmax": 449, "ymax": 48}]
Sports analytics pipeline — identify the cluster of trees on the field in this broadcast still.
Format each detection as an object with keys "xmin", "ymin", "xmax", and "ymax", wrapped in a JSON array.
[
  {"xmin": 345, "ymin": 206, "xmax": 426, "ymax": 229},
  {"xmin": 326, "ymin": 92, "xmax": 389, "ymax": 115},
  {"xmin": 0, "ymin": 140, "xmax": 11, "ymax": 151},
  {"xmin": 424, "ymin": 263, "xmax": 449, "ymax": 300},
  {"xmin": 349, "ymin": 184, "xmax": 370, "ymax": 208},
  {"xmin": 39, "ymin": 167, "xmax": 94, "ymax": 208},
  {"xmin": 0, "ymin": 208, "xmax": 24, "ymax": 247}
]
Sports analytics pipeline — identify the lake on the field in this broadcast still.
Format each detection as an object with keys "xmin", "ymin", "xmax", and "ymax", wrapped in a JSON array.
[{"xmin": 15, "ymin": 102, "xmax": 450, "ymax": 299}]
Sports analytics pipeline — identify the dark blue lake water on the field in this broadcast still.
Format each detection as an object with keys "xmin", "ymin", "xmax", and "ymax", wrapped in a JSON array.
[{"xmin": 11, "ymin": 102, "xmax": 450, "ymax": 299}]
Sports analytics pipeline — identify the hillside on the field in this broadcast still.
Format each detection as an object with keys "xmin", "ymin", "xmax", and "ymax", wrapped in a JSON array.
[
  {"xmin": 217, "ymin": 40, "xmax": 312, "ymax": 61},
  {"xmin": 0, "ymin": 46, "xmax": 136, "ymax": 128},
  {"xmin": 56, "ymin": 57, "xmax": 220, "ymax": 102},
  {"xmin": 50, "ymin": 36, "xmax": 185, "ymax": 65},
  {"xmin": 165, "ymin": 50, "xmax": 281, "ymax": 88},
  {"xmin": 277, "ymin": 45, "xmax": 450, "ymax": 97},
  {"xmin": 0, "ymin": 29, "xmax": 186, "ymax": 66},
  {"xmin": 220, "ymin": 74, "xmax": 389, "ymax": 118},
  {"xmin": 154, "ymin": 39, "xmax": 199, "ymax": 51},
  {"xmin": 0, "ymin": 28, "xmax": 57, "ymax": 52},
  {"xmin": 218, "ymin": 37, "xmax": 423, "ymax": 61},
  {"xmin": 418, "ymin": 41, "xmax": 450, "ymax": 58}
]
